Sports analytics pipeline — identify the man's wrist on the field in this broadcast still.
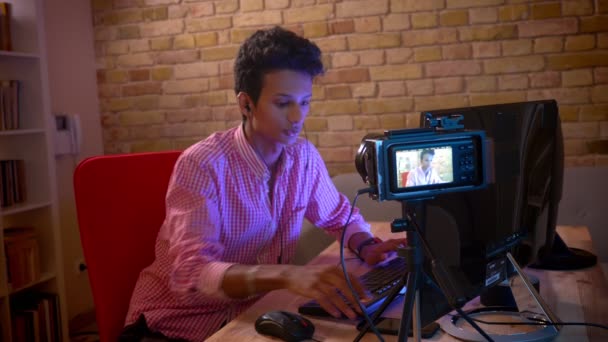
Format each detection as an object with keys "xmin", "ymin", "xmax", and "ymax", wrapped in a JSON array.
[{"xmin": 355, "ymin": 237, "xmax": 381, "ymax": 261}]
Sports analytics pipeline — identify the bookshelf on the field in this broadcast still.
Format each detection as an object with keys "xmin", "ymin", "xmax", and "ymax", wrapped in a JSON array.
[{"xmin": 0, "ymin": 0, "xmax": 68, "ymax": 341}]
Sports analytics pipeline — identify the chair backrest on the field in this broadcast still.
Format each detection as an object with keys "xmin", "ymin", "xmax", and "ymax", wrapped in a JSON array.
[{"xmin": 73, "ymin": 151, "xmax": 181, "ymax": 342}]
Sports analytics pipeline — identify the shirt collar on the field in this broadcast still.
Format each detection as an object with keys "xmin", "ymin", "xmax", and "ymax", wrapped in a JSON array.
[
  {"xmin": 234, "ymin": 124, "xmax": 301, "ymax": 180},
  {"xmin": 234, "ymin": 124, "xmax": 267, "ymax": 179}
]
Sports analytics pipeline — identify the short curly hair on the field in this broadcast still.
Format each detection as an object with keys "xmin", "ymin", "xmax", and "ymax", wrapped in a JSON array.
[{"xmin": 234, "ymin": 26, "xmax": 324, "ymax": 108}]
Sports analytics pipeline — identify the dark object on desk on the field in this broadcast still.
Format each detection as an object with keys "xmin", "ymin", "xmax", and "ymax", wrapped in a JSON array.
[
  {"xmin": 356, "ymin": 317, "xmax": 439, "ymax": 338},
  {"xmin": 254, "ymin": 310, "xmax": 315, "ymax": 342},
  {"xmin": 298, "ymin": 257, "xmax": 407, "ymax": 318}
]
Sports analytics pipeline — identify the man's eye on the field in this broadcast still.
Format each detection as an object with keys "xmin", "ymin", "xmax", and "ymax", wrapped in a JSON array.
[
  {"xmin": 301, "ymin": 100, "xmax": 310, "ymax": 106},
  {"xmin": 276, "ymin": 102, "xmax": 289, "ymax": 108}
]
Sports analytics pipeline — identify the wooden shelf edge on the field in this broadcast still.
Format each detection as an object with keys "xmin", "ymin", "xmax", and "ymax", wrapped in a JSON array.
[
  {"xmin": 8, "ymin": 271, "xmax": 56, "ymax": 295},
  {"xmin": 0, "ymin": 50, "xmax": 40, "ymax": 59},
  {"xmin": 0, "ymin": 129, "xmax": 46, "ymax": 136},
  {"xmin": 1, "ymin": 201, "xmax": 52, "ymax": 216}
]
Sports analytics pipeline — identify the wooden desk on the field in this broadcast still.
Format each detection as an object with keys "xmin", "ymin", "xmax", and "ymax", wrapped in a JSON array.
[{"xmin": 207, "ymin": 224, "xmax": 608, "ymax": 341}]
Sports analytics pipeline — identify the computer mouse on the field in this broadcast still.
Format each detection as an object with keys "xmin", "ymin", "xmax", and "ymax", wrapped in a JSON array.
[{"xmin": 254, "ymin": 310, "xmax": 315, "ymax": 342}]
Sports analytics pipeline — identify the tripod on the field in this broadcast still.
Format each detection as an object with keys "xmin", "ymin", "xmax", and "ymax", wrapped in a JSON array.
[{"xmin": 355, "ymin": 200, "xmax": 494, "ymax": 342}]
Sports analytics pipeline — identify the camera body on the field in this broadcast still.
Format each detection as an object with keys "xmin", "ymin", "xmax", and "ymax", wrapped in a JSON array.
[{"xmin": 355, "ymin": 115, "xmax": 489, "ymax": 202}]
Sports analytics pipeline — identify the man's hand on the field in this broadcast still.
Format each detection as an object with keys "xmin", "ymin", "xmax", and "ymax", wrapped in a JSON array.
[
  {"xmin": 281, "ymin": 265, "xmax": 371, "ymax": 320},
  {"xmin": 360, "ymin": 238, "xmax": 406, "ymax": 265}
]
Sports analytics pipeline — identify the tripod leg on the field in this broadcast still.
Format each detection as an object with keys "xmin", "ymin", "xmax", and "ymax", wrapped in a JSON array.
[
  {"xmin": 353, "ymin": 274, "xmax": 407, "ymax": 342},
  {"xmin": 398, "ymin": 269, "xmax": 421, "ymax": 342}
]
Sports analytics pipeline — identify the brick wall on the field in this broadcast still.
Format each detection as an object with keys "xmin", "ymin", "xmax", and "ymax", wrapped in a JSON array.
[{"xmin": 92, "ymin": 0, "xmax": 608, "ymax": 176}]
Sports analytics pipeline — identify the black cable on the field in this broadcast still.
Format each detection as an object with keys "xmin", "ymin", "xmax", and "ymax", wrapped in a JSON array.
[
  {"xmin": 339, "ymin": 187, "xmax": 385, "ymax": 342},
  {"xmin": 449, "ymin": 313, "xmax": 608, "ymax": 330}
]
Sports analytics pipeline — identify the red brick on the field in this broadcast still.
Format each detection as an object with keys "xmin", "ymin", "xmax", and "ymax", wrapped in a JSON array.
[
  {"xmin": 472, "ymin": 42, "xmax": 500, "ymax": 58},
  {"xmin": 434, "ymin": 77, "xmax": 464, "ymax": 94},
  {"xmin": 414, "ymin": 95, "xmax": 468, "ymax": 111},
  {"xmin": 156, "ymin": 50, "xmax": 199, "ymax": 64},
  {"xmin": 122, "ymin": 82, "xmax": 162, "ymax": 96},
  {"xmin": 446, "ymin": 0, "xmax": 503, "ymax": 8},
  {"xmin": 327, "ymin": 116, "xmax": 354, "ymax": 131},
  {"xmin": 402, "ymin": 28, "xmax": 458, "ymax": 46},
  {"xmin": 528, "ymin": 88, "xmax": 590, "ymax": 105},
  {"xmin": 129, "ymin": 69, "xmax": 150, "ymax": 81},
  {"xmin": 442, "ymin": 44, "xmax": 472, "ymax": 60},
  {"xmin": 330, "ymin": 20, "xmax": 355, "ymax": 34},
  {"xmin": 459, "ymin": 25, "xmax": 517, "ymax": 41},
  {"xmin": 518, "ymin": 18, "xmax": 578, "ymax": 37},
  {"xmin": 547, "ymin": 52, "xmax": 608, "ymax": 70},
  {"xmin": 319, "ymin": 68, "xmax": 370, "ymax": 84},
  {"xmin": 498, "ymin": 74, "xmax": 528, "ymax": 90},
  {"xmin": 391, "ymin": 0, "xmax": 445, "ymax": 12},
  {"xmin": 361, "ymin": 98, "xmax": 413, "ymax": 114},
  {"xmin": 595, "ymin": 68, "xmax": 608, "ymax": 84},
  {"xmin": 317, "ymin": 131, "xmax": 366, "ymax": 147},
  {"xmin": 484, "ymin": 56, "xmax": 544, "ymax": 74},
  {"xmin": 592, "ymin": 85, "xmax": 608, "ymax": 103},
  {"xmin": 359, "ymin": 50, "xmax": 385, "ymax": 66},
  {"xmin": 580, "ymin": 16, "xmax": 608, "ymax": 33},
  {"xmin": 326, "ymin": 85, "xmax": 352, "ymax": 99},
  {"xmin": 561, "ymin": 122, "xmax": 599, "ymax": 139},
  {"xmin": 425, "ymin": 60, "xmax": 482, "ymax": 77},
  {"xmin": 529, "ymin": 71, "xmax": 560, "ymax": 88},
  {"xmin": 386, "ymin": 48, "xmax": 413, "ymax": 64},
  {"xmin": 530, "ymin": 3, "xmax": 561, "ymax": 20},
  {"xmin": 469, "ymin": 7, "xmax": 497, "ymax": 24},
  {"xmin": 579, "ymin": 105, "xmax": 608, "ymax": 121},
  {"xmin": 353, "ymin": 17, "xmax": 381, "ymax": 33},
  {"xmin": 562, "ymin": 69, "xmax": 593, "ymax": 87},
  {"xmin": 311, "ymin": 100, "xmax": 360, "ymax": 115},
  {"xmin": 466, "ymin": 76, "xmax": 497, "ymax": 92},
  {"xmin": 378, "ymin": 81, "xmax": 407, "ymax": 97},
  {"xmin": 470, "ymin": 91, "xmax": 526, "ymax": 106},
  {"xmin": 336, "ymin": 0, "xmax": 389, "ymax": 18},
  {"xmin": 370, "ymin": 65, "xmax": 423, "ymax": 80},
  {"xmin": 406, "ymin": 79, "xmax": 434, "ymax": 96}
]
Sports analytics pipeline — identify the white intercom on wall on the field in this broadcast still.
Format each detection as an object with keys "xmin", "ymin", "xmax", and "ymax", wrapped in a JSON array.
[{"xmin": 54, "ymin": 113, "xmax": 82, "ymax": 156}]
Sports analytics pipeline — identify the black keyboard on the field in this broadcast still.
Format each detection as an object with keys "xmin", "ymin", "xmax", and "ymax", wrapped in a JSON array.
[{"xmin": 298, "ymin": 257, "xmax": 408, "ymax": 318}]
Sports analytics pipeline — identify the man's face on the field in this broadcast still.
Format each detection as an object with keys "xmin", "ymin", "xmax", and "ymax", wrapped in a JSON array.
[
  {"xmin": 249, "ymin": 69, "xmax": 313, "ymax": 145},
  {"xmin": 421, "ymin": 153, "xmax": 433, "ymax": 170}
]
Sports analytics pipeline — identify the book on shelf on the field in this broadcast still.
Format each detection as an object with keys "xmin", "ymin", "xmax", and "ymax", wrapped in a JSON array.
[
  {"xmin": 0, "ymin": 2, "xmax": 11, "ymax": 51},
  {"xmin": 11, "ymin": 292, "xmax": 62, "ymax": 342},
  {"xmin": 0, "ymin": 80, "xmax": 20, "ymax": 130},
  {"xmin": 0, "ymin": 159, "xmax": 26, "ymax": 208},
  {"xmin": 4, "ymin": 226, "xmax": 40, "ymax": 289}
]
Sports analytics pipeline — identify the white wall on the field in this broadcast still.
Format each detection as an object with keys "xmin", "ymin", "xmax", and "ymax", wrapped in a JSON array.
[{"xmin": 43, "ymin": 0, "xmax": 103, "ymax": 322}]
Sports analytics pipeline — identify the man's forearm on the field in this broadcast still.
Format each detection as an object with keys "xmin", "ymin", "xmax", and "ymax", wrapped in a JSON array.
[{"xmin": 222, "ymin": 264, "xmax": 292, "ymax": 298}]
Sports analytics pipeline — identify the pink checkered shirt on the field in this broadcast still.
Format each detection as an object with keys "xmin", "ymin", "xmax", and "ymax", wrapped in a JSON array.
[{"xmin": 125, "ymin": 125, "xmax": 371, "ymax": 341}]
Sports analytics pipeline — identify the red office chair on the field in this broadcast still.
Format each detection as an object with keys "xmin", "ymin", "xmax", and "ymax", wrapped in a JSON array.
[{"xmin": 73, "ymin": 151, "xmax": 181, "ymax": 342}]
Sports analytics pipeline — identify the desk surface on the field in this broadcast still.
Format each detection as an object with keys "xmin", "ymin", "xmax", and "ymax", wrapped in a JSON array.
[{"xmin": 207, "ymin": 224, "xmax": 608, "ymax": 341}]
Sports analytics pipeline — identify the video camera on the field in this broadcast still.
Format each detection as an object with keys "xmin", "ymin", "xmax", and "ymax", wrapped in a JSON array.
[{"xmin": 355, "ymin": 114, "xmax": 490, "ymax": 202}]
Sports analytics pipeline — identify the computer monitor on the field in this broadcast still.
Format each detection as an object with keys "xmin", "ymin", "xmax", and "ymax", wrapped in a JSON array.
[{"xmin": 407, "ymin": 100, "xmax": 595, "ymax": 327}]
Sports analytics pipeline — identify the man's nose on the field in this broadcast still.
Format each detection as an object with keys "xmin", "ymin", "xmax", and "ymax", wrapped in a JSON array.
[{"xmin": 288, "ymin": 105, "xmax": 306, "ymax": 124}]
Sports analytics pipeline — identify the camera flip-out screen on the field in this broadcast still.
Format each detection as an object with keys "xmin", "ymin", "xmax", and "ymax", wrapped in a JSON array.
[{"xmin": 356, "ymin": 127, "xmax": 488, "ymax": 201}]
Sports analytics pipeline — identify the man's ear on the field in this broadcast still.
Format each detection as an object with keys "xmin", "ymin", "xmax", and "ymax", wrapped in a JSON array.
[{"xmin": 237, "ymin": 92, "xmax": 253, "ymax": 118}]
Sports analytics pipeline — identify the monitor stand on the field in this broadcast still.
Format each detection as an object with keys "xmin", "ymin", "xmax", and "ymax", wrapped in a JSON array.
[
  {"xmin": 529, "ymin": 233, "xmax": 597, "ymax": 270},
  {"xmin": 439, "ymin": 252, "xmax": 560, "ymax": 342}
]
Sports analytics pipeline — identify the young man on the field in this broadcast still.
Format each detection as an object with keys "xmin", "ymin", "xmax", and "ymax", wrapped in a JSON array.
[
  {"xmin": 121, "ymin": 26, "xmax": 403, "ymax": 341},
  {"xmin": 406, "ymin": 149, "xmax": 443, "ymax": 186}
]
